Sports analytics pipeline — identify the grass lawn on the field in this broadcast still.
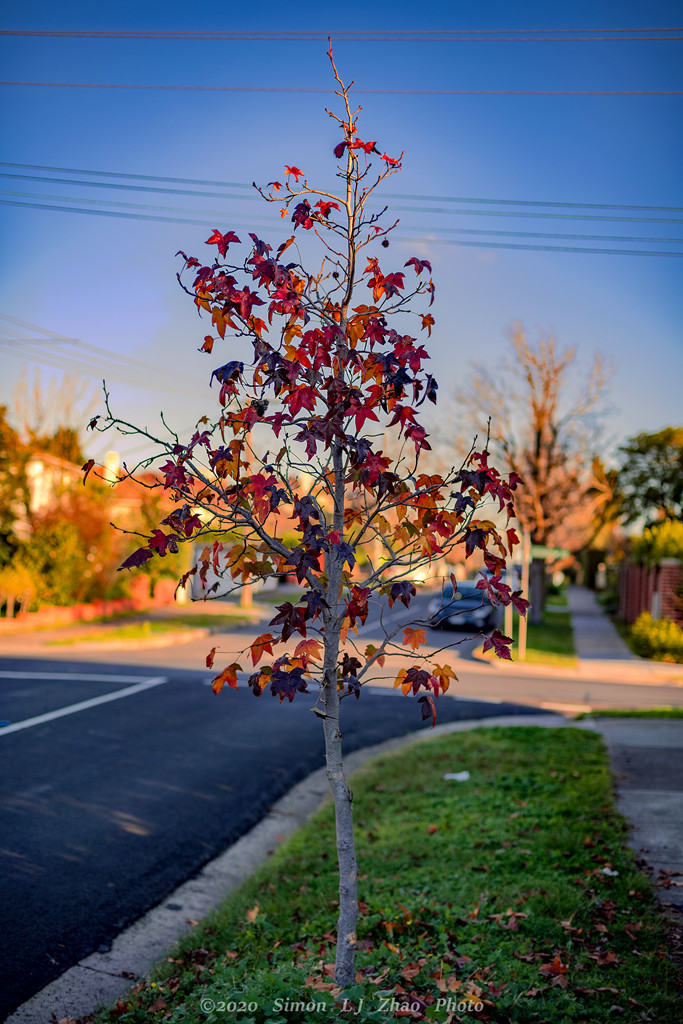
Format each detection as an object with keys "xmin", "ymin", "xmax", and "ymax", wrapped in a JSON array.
[
  {"xmin": 46, "ymin": 620, "xmax": 201, "ymax": 645},
  {"xmin": 545, "ymin": 592, "xmax": 569, "ymax": 608},
  {"xmin": 522, "ymin": 610, "xmax": 577, "ymax": 666},
  {"xmin": 491, "ymin": 608, "xmax": 577, "ymax": 667},
  {"xmin": 45, "ymin": 610, "xmax": 259, "ymax": 646},
  {"xmin": 92, "ymin": 727, "xmax": 681, "ymax": 1024}
]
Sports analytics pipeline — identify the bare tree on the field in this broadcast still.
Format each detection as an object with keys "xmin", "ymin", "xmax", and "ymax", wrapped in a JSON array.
[{"xmin": 455, "ymin": 324, "xmax": 613, "ymax": 615}]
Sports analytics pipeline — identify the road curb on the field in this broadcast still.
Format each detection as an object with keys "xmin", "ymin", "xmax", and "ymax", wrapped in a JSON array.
[{"xmin": 6, "ymin": 713, "xmax": 570, "ymax": 1024}]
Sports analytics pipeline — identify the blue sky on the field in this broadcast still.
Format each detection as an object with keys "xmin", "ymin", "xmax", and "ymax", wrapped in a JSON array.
[{"xmin": 0, "ymin": 0, "xmax": 681, "ymax": 465}]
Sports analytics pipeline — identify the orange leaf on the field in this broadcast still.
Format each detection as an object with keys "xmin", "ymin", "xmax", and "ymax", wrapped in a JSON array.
[
  {"xmin": 294, "ymin": 638, "xmax": 323, "ymax": 661},
  {"xmin": 431, "ymin": 661, "xmax": 457, "ymax": 694},
  {"xmin": 393, "ymin": 668, "xmax": 408, "ymax": 691},
  {"xmin": 251, "ymin": 633, "xmax": 275, "ymax": 666},
  {"xmin": 205, "ymin": 646, "xmax": 218, "ymax": 669},
  {"xmin": 246, "ymin": 903, "xmax": 259, "ymax": 922},
  {"xmin": 212, "ymin": 663, "xmax": 241, "ymax": 694},
  {"xmin": 201, "ymin": 335, "xmax": 214, "ymax": 353},
  {"xmin": 365, "ymin": 643, "xmax": 385, "ymax": 668},
  {"xmin": 421, "ymin": 313, "xmax": 435, "ymax": 336},
  {"xmin": 402, "ymin": 626, "xmax": 427, "ymax": 651}
]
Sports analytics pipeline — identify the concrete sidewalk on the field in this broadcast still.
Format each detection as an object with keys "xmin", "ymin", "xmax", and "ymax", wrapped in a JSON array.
[
  {"xmin": 594, "ymin": 717, "xmax": 683, "ymax": 910},
  {"xmin": 568, "ymin": 585, "xmax": 638, "ymax": 660}
]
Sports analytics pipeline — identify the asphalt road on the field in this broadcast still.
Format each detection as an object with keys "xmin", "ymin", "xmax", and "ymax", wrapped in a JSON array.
[{"xmin": 0, "ymin": 655, "xmax": 543, "ymax": 1019}]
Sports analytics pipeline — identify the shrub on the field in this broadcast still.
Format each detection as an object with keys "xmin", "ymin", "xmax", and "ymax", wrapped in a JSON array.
[
  {"xmin": 0, "ymin": 563, "xmax": 38, "ymax": 616},
  {"xmin": 630, "ymin": 519, "xmax": 683, "ymax": 566},
  {"xmin": 630, "ymin": 611, "xmax": 683, "ymax": 663}
]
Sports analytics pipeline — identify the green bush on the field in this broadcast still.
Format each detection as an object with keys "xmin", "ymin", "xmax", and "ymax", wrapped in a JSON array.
[{"xmin": 630, "ymin": 611, "xmax": 683, "ymax": 663}]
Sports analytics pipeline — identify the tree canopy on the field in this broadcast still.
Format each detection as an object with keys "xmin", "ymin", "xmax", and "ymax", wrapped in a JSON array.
[
  {"xmin": 456, "ymin": 323, "xmax": 613, "ymax": 551},
  {"xmin": 618, "ymin": 427, "xmax": 683, "ymax": 525},
  {"xmin": 87, "ymin": 49, "xmax": 525, "ymax": 987}
]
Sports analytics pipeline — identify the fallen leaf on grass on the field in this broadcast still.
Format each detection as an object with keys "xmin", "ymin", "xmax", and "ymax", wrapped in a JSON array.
[
  {"xmin": 539, "ymin": 955, "xmax": 568, "ymax": 988},
  {"xmin": 513, "ymin": 950, "xmax": 537, "ymax": 963},
  {"xmin": 589, "ymin": 950, "xmax": 621, "ymax": 967}
]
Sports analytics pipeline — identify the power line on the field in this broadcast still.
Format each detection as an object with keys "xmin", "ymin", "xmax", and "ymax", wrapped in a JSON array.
[
  {"xmin": 1, "ymin": 196, "xmax": 680, "ymax": 256},
  {"xmin": 2, "ymin": 81, "xmax": 681, "ymax": 95},
  {"xmin": 2, "ymin": 171, "xmax": 681, "ymax": 223},
  {"xmin": 1, "ymin": 28, "xmax": 682, "ymax": 41},
  {"xmin": 0, "ymin": 314, "xmax": 207, "ymax": 396},
  {"xmin": 2, "ymin": 162, "xmax": 680, "ymax": 214},
  {"xmin": 3, "ymin": 188, "xmax": 682, "ymax": 246},
  {"xmin": 0, "ymin": 170, "xmax": 262, "ymax": 203},
  {"xmin": 0, "ymin": 161, "xmax": 252, "ymax": 191},
  {"xmin": 396, "ymin": 235, "xmax": 683, "ymax": 257}
]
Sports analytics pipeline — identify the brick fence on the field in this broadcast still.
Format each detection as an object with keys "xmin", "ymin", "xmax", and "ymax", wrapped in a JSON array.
[
  {"xmin": 619, "ymin": 559, "xmax": 682, "ymax": 625},
  {"xmin": 0, "ymin": 577, "xmax": 179, "ymax": 633}
]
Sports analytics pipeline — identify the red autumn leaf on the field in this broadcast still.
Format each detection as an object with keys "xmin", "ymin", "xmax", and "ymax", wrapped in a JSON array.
[
  {"xmin": 206, "ymin": 646, "xmax": 218, "ymax": 669},
  {"xmin": 284, "ymin": 165, "xmax": 304, "ymax": 181},
  {"xmin": 405, "ymin": 257, "xmax": 432, "ymax": 275},
  {"xmin": 540, "ymin": 954, "xmax": 569, "ymax": 978},
  {"xmin": 118, "ymin": 547, "xmax": 154, "ymax": 571},
  {"xmin": 81, "ymin": 458, "xmax": 95, "ymax": 484},
  {"xmin": 206, "ymin": 229, "xmax": 240, "ymax": 257},
  {"xmin": 200, "ymin": 336, "xmax": 214, "ymax": 354},
  {"xmin": 419, "ymin": 694, "xmax": 437, "ymax": 728},
  {"xmin": 482, "ymin": 630, "xmax": 513, "ymax": 660},
  {"xmin": 212, "ymin": 663, "xmax": 242, "ymax": 694}
]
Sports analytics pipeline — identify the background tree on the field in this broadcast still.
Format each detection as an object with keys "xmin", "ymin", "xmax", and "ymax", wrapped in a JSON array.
[
  {"xmin": 89, "ymin": 50, "xmax": 523, "ymax": 988},
  {"xmin": 455, "ymin": 324, "xmax": 612, "ymax": 616},
  {"xmin": 618, "ymin": 426, "xmax": 683, "ymax": 525},
  {"xmin": 11, "ymin": 366, "xmax": 97, "ymax": 462},
  {"xmin": 0, "ymin": 405, "xmax": 24, "ymax": 566}
]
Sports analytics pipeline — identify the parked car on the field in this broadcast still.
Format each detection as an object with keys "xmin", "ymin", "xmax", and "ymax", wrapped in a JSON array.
[{"xmin": 427, "ymin": 581, "xmax": 495, "ymax": 631}]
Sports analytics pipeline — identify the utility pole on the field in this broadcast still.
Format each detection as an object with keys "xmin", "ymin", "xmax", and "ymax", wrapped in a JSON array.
[{"xmin": 518, "ymin": 530, "xmax": 531, "ymax": 660}]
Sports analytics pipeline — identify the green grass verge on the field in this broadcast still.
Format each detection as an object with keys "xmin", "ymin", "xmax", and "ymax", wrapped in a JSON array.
[
  {"xmin": 546, "ymin": 592, "xmax": 569, "ymax": 608},
  {"xmin": 509, "ymin": 609, "xmax": 577, "ymax": 666},
  {"xmin": 576, "ymin": 707, "xmax": 683, "ymax": 720},
  {"xmin": 92, "ymin": 727, "xmax": 680, "ymax": 1024},
  {"xmin": 46, "ymin": 620, "xmax": 200, "ymax": 645}
]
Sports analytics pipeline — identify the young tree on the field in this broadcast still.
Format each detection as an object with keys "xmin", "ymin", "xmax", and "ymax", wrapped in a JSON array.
[{"xmin": 89, "ymin": 50, "xmax": 524, "ymax": 987}]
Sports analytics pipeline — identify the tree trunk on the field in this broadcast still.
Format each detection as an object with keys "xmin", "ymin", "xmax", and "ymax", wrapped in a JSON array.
[
  {"xmin": 322, "ymin": 669, "xmax": 358, "ymax": 989},
  {"xmin": 321, "ymin": 436, "xmax": 358, "ymax": 988}
]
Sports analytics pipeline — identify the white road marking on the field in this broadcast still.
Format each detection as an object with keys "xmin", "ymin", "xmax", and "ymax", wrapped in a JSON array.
[
  {"xmin": 0, "ymin": 671, "xmax": 160, "ymax": 682},
  {"xmin": 0, "ymin": 676, "xmax": 169, "ymax": 736}
]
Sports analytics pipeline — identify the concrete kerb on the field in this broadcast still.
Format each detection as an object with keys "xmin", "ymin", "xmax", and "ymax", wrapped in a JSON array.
[{"xmin": 7, "ymin": 713, "xmax": 571, "ymax": 1024}]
